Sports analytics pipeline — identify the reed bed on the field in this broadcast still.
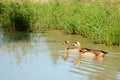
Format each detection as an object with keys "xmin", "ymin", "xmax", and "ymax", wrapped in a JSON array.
[{"xmin": 0, "ymin": 0, "xmax": 120, "ymax": 45}]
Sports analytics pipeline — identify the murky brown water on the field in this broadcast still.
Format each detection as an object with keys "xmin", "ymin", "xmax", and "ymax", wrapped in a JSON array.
[{"xmin": 0, "ymin": 29, "xmax": 120, "ymax": 80}]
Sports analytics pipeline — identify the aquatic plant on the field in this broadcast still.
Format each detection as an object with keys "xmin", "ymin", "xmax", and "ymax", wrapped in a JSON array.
[
  {"xmin": 0, "ymin": 0, "xmax": 120, "ymax": 45},
  {"xmin": 0, "ymin": 0, "xmax": 37, "ymax": 31}
]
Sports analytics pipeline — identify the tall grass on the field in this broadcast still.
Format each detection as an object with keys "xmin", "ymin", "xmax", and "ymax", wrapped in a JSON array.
[
  {"xmin": 0, "ymin": 0, "xmax": 37, "ymax": 31},
  {"xmin": 51, "ymin": 2, "xmax": 120, "ymax": 45},
  {"xmin": 0, "ymin": 0, "xmax": 120, "ymax": 45}
]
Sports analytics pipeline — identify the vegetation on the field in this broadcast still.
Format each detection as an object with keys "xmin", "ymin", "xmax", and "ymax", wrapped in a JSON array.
[
  {"xmin": 0, "ymin": 0, "xmax": 120, "ymax": 45},
  {"xmin": 0, "ymin": 0, "xmax": 37, "ymax": 31}
]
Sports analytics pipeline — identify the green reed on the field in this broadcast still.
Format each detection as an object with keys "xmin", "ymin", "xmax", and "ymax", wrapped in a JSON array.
[
  {"xmin": 0, "ymin": 0, "xmax": 120, "ymax": 45},
  {"xmin": 0, "ymin": 0, "xmax": 37, "ymax": 31}
]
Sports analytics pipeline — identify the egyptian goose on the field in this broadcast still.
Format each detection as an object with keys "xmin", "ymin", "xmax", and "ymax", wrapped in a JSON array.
[
  {"xmin": 63, "ymin": 40, "xmax": 79, "ymax": 61},
  {"xmin": 63, "ymin": 40, "xmax": 79, "ymax": 54},
  {"xmin": 73, "ymin": 42, "xmax": 108, "ymax": 57}
]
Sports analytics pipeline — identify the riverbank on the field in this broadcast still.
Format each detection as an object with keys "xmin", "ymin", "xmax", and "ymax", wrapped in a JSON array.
[{"xmin": 0, "ymin": 0, "xmax": 120, "ymax": 45}]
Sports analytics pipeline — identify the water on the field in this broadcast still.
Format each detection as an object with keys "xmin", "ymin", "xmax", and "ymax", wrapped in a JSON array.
[{"xmin": 0, "ymin": 29, "xmax": 120, "ymax": 80}]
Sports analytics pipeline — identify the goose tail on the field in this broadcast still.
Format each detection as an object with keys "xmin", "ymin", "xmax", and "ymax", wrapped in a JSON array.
[{"xmin": 100, "ymin": 50, "xmax": 108, "ymax": 54}]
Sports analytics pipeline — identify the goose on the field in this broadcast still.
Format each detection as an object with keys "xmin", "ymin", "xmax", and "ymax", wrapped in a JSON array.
[
  {"xmin": 73, "ymin": 41, "xmax": 108, "ymax": 58},
  {"xmin": 63, "ymin": 40, "xmax": 80, "ymax": 54},
  {"xmin": 62, "ymin": 40, "xmax": 79, "ymax": 61}
]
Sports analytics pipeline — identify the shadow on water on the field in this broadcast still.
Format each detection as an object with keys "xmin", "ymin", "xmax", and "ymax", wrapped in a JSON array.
[
  {"xmin": 0, "ymin": 31, "xmax": 30, "ymax": 66},
  {"xmin": 0, "ymin": 29, "xmax": 120, "ymax": 80},
  {"xmin": 0, "ymin": 31, "xmax": 47, "ymax": 66},
  {"xmin": 0, "ymin": 31, "xmax": 30, "ymax": 44}
]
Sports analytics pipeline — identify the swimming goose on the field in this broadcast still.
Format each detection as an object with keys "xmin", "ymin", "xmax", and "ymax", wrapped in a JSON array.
[
  {"xmin": 73, "ymin": 42, "xmax": 108, "ymax": 57},
  {"xmin": 62, "ymin": 40, "xmax": 79, "ymax": 61},
  {"xmin": 63, "ymin": 40, "xmax": 79, "ymax": 54}
]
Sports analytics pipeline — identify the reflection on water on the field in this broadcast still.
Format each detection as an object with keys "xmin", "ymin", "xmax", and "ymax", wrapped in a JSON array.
[{"xmin": 0, "ymin": 30, "xmax": 120, "ymax": 80}]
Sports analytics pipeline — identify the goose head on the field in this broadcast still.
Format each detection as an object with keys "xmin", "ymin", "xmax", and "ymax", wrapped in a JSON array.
[
  {"xmin": 73, "ymin": 41, "xmax": 81, "ymax": 48},
  {"xmin": 63, "ymin": 40, "xmax": 69, "ymax": 45}
]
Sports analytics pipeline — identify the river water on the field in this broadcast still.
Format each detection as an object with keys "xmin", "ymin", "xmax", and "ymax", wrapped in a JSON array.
[{"xmin": 0, "ymin": 29, "xmax": 120, "ymax": 80}]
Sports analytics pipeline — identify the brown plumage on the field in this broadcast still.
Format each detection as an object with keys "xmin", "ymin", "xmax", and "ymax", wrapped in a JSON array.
[{"xmin": 73, "ymin": 42, "xmax": 108, "ymax": 57}]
